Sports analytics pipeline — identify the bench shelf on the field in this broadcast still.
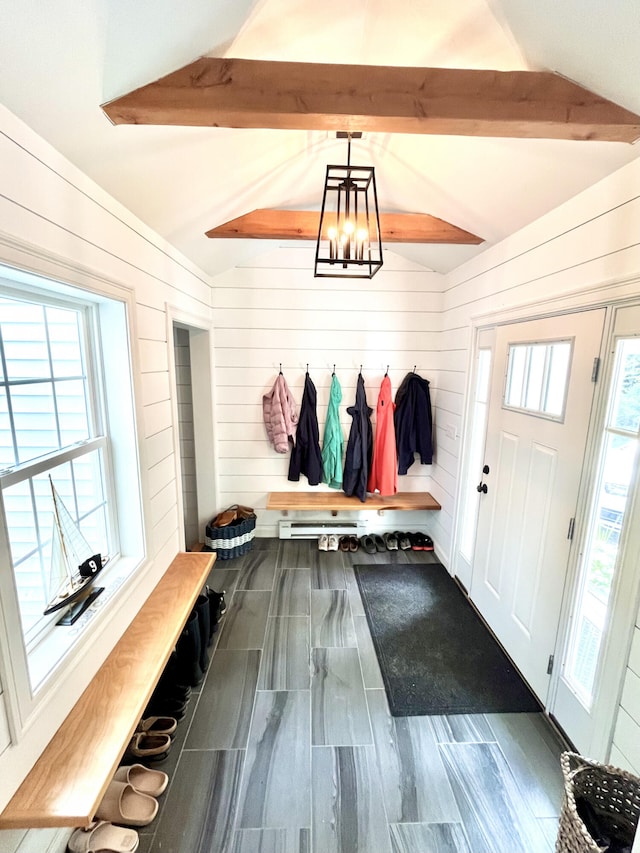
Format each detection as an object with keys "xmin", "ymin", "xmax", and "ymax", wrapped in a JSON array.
[
  {"xmin": 0, "ymin": 551, "xmax": 214, "ymax": 829},
  {"xmin": 267, "ymin": 491, "xmax": 441, "ymax": 513}
]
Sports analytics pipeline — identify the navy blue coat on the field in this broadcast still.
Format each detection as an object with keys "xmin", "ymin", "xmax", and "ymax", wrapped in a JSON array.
[
  {"xmin": 394, "ymin": 372, "xmax": 433, "ymax": 475},
  {"xmin": 288, "ymin": 373, "xmax": 323, "ymax": 485},
  {"xmin": 343, "ymin": 374, "xmax": 373, "ymax": 502}
]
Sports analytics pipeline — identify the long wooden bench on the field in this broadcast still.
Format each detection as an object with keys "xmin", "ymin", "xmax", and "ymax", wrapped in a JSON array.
[
  {"xmin": 267, "ymin": 491, "xmax": 441, "ymax": 515},
  {"xmin": 0, "ymin": 551, "xmax": 214, "ymax": 829}
]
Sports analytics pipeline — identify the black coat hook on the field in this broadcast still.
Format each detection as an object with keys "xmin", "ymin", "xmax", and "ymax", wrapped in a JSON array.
[
  {"xmin": 385, "ymin": 364, "xmax": 389, "ymax": 376},
  {"xmin": 413, "ymin": 365, "xmax": 417, "ymax": 373},
  {"xmin": 306, "ymin": 363, "xmax": 309, "ymax": 374},
  {"xmin": 332, "ymin": 364, "xmax": 336, "ymax": 376},
  {"xmin": 359, "ymin": 364, "xmax": 363, "ymax": 375},
  {"xmin": 279, "ymin": 363, "xmax": 283, "ymax": 375}
]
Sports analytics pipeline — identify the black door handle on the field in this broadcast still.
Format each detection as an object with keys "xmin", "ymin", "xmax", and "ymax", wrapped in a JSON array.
[{"xmin": 476, "ymin": 482, "xmax": 488, "ymax": 494}]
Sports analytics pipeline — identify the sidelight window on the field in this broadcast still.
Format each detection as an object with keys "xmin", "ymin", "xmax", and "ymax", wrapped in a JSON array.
[{"xmin": 564, "ymin": 337, "xmax": 640, "ymax": 705}]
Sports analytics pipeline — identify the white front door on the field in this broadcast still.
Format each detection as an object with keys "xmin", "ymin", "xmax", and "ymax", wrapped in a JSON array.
[{"xmin": 471, "ymin": 309, "xmax": 606, "ymax": 703}]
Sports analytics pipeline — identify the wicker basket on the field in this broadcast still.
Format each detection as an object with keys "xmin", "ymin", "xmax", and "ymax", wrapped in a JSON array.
[
  {"xmin": 204, "ymin": 506, "xmax": 256, "ymax": 560},
  {"xmin": 556, "ymin": 752, "xmax": 640, "ymax": 853}
]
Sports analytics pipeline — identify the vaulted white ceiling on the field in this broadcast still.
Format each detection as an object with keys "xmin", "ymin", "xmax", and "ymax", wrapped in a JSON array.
[{"xmin": 1, "ymin": 0, "xmax": 639, "ymax": 276}]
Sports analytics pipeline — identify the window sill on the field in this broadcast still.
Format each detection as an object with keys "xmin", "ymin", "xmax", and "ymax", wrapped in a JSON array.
[{"xmin": 28, "ymin": 556, "xmax": 141, "ymax": 694}]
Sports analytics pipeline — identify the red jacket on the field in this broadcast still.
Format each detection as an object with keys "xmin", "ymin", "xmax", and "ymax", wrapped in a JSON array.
[{"xmin": 368, "ymin": 375, "xmax": 397, "ymax": 496}]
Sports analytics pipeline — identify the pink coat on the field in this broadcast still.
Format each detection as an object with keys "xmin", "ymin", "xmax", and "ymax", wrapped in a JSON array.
[{"xmin": 263, "ymin": 374, "xmax": 298, "ymax": 453}]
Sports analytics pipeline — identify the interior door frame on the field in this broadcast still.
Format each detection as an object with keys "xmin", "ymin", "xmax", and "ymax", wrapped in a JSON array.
[
  {"xmin": 166, "ymin": 304, "xmax": 219, "ymax": 550},
  {"xmin": 452, "ymin": 294, "xmax": 640, "ymax": 759}
]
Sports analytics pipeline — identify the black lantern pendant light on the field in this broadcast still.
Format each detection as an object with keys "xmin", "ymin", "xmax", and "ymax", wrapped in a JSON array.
[{"xmin": 314, "ymin": 133, "xmax": 383, "ymax": 279}]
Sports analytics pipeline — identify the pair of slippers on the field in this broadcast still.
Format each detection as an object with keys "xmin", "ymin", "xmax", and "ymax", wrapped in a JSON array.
[
  {"xmin": 125, "ymin": 733, "xmax": 170, "ymax": 762},
  {"xmin": 68, "ymin": 765, "xmax": 169, "ymax": 851},
  {"xmin": 123, "ymin": 722, "xmax": 175, "ymax": 764},
  {"xmin": 359, "ymin": 534, "xmax": 389, "ymax": 554},
  {"xmin": 96, "ymin": 765, "xmax": 168, "ymax": 826},
  {"xmin": 67, "ymin": 820, "xmax": 139, "ymax": 853}
]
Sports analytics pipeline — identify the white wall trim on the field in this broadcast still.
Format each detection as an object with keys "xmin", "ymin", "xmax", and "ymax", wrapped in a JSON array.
[
  {"xmin": 166, "ymin": 304, "xmax": 219, "ymax": 546},
  {"xmin": 468, "ymin": 273, "xmax": 640, "ymax": 330}
]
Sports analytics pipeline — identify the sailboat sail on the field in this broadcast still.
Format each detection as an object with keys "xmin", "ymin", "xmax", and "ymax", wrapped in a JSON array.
[{"xmin": 44, "ymin": 477, "xmax": 103, "ymax": 616}]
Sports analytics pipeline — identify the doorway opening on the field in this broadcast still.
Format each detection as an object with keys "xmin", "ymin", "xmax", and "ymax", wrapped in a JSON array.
[
  {"xmin": 170, "ymin": 320, "xmax": 217, "ymax": 552},
  {"xmin": 173, "ymin": 326, "xmax": 199, "ymax": 550}
]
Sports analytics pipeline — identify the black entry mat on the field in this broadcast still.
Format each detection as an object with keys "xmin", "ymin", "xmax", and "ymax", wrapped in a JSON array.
[{"xmin": 354, "ymin": 562, "xmax": 541, "ymax": 716}]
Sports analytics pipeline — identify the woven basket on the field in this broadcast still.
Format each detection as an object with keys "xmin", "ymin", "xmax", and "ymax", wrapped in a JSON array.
[
  {"xmin": 204, "ymin": 507, "xmax": 256, "ymax": 560},
  {"xmin": 556, "ymin": 752, "xmax": 640, "ymax": 853}
]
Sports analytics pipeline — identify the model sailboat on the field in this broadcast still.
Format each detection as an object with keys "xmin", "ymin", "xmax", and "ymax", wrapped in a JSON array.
[{"xmin": 43, "ymin": 476, "xmax": 104, "ymax": 616}]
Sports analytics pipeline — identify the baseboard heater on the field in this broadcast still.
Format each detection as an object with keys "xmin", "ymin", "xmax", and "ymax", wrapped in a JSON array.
[{"xmin": 278, "ymin": 519, "xmax": 366, "ymax": 540}]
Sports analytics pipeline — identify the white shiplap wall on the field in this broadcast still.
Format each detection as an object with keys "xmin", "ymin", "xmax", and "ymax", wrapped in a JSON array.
[
  {"xmin": 441, "ymin": 155, "xmax": 640, "ymax": 769},
  {"xmin": 612, "ymin": 621, "xmax": 640, "ymax": 774},
  {"xmin": 211, "ymin": 245, "xmax": 449, "ymax": 546},
  {"xmin": 0, "ymin": 103, "xmax": 212, "ymax": 826}
]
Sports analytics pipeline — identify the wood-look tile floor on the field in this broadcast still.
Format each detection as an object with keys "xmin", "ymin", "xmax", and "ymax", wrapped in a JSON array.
[{"xmin": 139, "ymin": 539, "xmax": 567, "ymax": 853}]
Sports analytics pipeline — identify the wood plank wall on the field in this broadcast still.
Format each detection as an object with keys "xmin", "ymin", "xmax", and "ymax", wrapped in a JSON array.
[
  {"xmin": 210, "ymin": 245, "xmax": 448, "ymax": 542},
  {"xmin": 611, "ymin": 626, "xmax": 640, "ymax": 774}
]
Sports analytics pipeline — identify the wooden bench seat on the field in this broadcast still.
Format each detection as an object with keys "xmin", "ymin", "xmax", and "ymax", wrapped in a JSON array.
[
  {"xmin": 0, "ymin": 551, "xmax": 214, "ymax": 829},
  {"xmin": 267, "ymin": 491, "xmax": 441, "ymax": 513}
]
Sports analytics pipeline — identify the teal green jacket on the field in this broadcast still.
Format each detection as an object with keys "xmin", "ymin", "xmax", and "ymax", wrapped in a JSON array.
[{"xmin": 322, "ymin": 374, "xmax": 343, "ymax": 489}]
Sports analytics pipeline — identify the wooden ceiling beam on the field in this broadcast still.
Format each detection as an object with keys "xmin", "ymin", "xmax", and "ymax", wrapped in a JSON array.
[
  {"xmin": 102, "ymin": 57, "xmax": 640, "ymax": 143},
  {"xmin": 205, "ymin": 209, "xmax": 483, "ymax": 244}
]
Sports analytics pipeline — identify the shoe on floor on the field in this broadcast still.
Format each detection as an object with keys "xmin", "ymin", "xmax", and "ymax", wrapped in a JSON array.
[
  {"xmin": 123, "ymin": 733, "xmax": 172, "ymax": 763},
  {"xmin": 67, "ymin": 820, "xmax": 139, "ymax": 853},
  {"xmin": 114, "ymin": 764, "xmax": 169, "ymax": 797},
  {"xmin": 412, "ymin": 532, "xmax": 427, "ymax": 550},
  {"xmin": 135, "ymin": 716, "xmax": 177, "ymax": 737},
  {"xmin": 144, "ymin": 696, "xmax": 186, "ymax": 722},
  {"xmin": 373, "ymin": 534, "xmax": 386, "ymax": 552},
  {"xmin": 328, "ymin": 534, "xmax": 339, "ymax": 551},
  {"xmin": 396, "ymin": 531, "xmax": 411, "ymax": 550},
  {"xmin": 339, "ymin": 535, "xmax": 350, "ymax": 551},
  {"xmin": 96, "ymin": 780, "xmax": 158, "ymax": 827},
  {"xmin": 318, "ymin": 534, "xmax": 329, "ymax": 551},
  {"xmin": 384, "ymin": 532, "xmax": 398, "ymax": 550},
  {"xmin": 348, "ymin": 535, "xmax": 359, "ymax": 552},
  {"xmin": 360, "ymin": 534, "xmax": 376, "ymax": 554}
]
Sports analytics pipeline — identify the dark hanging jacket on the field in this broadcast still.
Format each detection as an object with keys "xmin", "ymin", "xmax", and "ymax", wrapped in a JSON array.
[
  {"xmin": 394, "ymin": 372, "xmax": 433, "ymax": 475},
  {"xmin": 343, "ymin": 373, "xmax": 373, "ymax": 502},
  {"xmin": 288, "ymin": 372, "xmax": 323, "ymax": 485}
]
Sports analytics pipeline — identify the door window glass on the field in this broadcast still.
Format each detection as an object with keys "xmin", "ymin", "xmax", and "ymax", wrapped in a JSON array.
[{"xmin": 504, "ymin": 340, "xmax": 572, "ymax": 420}]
